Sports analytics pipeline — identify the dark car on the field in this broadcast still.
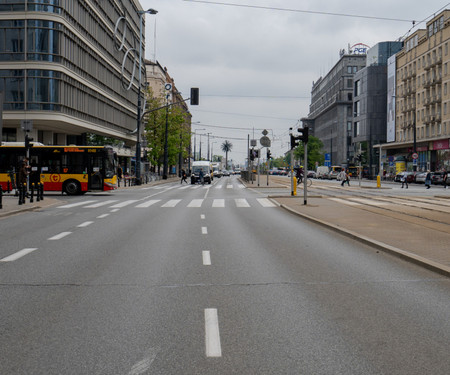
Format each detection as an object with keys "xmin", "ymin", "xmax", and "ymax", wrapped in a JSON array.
[
  {"xmin": 395, "ymin": 171, "xmax": 415, "ymax": 183},
  {"xmin": 431, "ymin": 171, "xmax": 445, "ymax": 185}
]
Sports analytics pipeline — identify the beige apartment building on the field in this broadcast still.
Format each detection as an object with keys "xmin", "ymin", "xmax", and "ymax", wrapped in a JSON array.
[{"xmin": 391, "ymin": 10, "xmax": 450, "ymax": 172}]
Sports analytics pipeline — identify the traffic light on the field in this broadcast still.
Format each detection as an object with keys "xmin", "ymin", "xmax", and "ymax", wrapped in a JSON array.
[
  {"xmin": 25, "ymin": 133, "xmax": 33, "ymax": 150},
  {"xmin": 356, "ymin": 153, "xmax": 362, "ymax": 162},
  {"xmin": 250, "ymin": 148, "xmax": 255, "ymax": 161},
  {"xmin": 297, "ymin": 126, "xmax": 309, "ymax": 144},
  {"xmin": 290, "ymin": 134, "xmax": 299, "ymax": 150},
  {"xmin": 267, "ymin": 149, "xmax": 272, "ymax": 159},
  {"xmin": 190, "ymin": 88, "xmax": 199, "ymax": 105}
]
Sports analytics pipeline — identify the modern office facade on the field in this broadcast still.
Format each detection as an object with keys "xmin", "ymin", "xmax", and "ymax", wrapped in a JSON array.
[
  {"xmin": 353, "ymin": 42, "xmax": 403, "ymax": 177},
  {"xmin": 0, "ymin": 0, "xmax": 146, "ymax": 148},
  {"xmin": 386, "ymin": 10, "xmax": 450, "ymax": 172},
  {"xmin": 307, "ymin": 53, "xmax": 366, "ymax": 167}
]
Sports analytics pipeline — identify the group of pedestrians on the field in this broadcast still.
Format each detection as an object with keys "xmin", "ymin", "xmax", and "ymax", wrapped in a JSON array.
[{"xmin": 401, "ymin": 169, "xmax": 448, "ymax": 189}]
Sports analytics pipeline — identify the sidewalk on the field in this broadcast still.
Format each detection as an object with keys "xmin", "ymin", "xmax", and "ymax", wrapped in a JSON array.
[{"xmin": 243, "ymin": 176, "xmax": 450, "ymax": 277}]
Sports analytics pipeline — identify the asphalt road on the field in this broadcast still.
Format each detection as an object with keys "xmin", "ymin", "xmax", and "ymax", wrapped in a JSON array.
[{"xmin": 1, "ymin": 176, "xmax": 449, "ymax": 374}]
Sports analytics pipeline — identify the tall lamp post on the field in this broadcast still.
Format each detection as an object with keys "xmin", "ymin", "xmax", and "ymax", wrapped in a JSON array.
[{"xmin": 136, "ymin": 8, "xmax": 158, "ymax": 184}]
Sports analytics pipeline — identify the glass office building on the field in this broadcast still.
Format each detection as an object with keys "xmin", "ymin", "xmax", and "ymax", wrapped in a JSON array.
[{"xmin": 0, "ymin": 0, "xmax": 145, "ymax": 146}]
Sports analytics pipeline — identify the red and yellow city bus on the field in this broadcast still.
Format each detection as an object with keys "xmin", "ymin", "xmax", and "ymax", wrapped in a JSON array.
[{"xmin": 0, "ymin": 143, "xmax": 118, "ymax": 195}]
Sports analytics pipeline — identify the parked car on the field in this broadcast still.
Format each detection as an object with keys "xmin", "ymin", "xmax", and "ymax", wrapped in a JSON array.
[
  {"xmin": 431, "ymin": 171, "xmax": 445, "ymax": 185},
  {"xmin": 327, "ymin": 166, "xmax": 343, "ymax": 180},
  {"xmin": 307, "ymin": 170, "xmax": 316, "ymax": 178},
  {"xmin": 316, "ymin": 166, "xmax": 330, "ymax": 179},
  {"xmin": 414, "ymin": 172, "xmax": 427, "ymax": 184},
  {"xmin": 395, "ymin": 171, "xmax": 415, "ymax": 183}
]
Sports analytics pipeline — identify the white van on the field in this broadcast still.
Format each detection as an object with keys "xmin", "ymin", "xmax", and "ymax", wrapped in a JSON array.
[
  {"xmin": 191, "ymin": 161, "xmax": 213, "ymax": 184},
  {"xmin": 316, "ymin": 166, "xmax": 330, "ymax": 179}
]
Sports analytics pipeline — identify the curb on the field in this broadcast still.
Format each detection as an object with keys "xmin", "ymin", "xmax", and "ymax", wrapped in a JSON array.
[{"xmin": 272, "ymin": 199, "xmax": 450, "ymax": 278}]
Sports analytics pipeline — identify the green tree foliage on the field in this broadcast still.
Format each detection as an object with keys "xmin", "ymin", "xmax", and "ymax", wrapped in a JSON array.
[
  {"xmin": 144, "ymin": 90, "xmax": 190, "ymax": 170},
  {"xmin": 293, "ymin": 136, "xmax": 324, "ymax": 170},
  {"xmin": 221, "ymin": 140, "xmax": 233, "ymax": 169}
]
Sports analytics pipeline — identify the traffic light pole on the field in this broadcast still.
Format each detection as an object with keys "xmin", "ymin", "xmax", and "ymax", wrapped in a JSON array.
[
  {"xmin": 290, "ymin": 148, "xmax": 294, "ymax": 196},
  {"xmin": 303, "ymin": 142, "xmax": 308, "ymax": 205}
]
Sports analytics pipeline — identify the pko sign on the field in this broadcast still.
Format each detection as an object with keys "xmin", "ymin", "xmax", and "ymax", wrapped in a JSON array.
[{"xmin": 350, "ymin": 43, "xmax": 370, "ymax": 55}]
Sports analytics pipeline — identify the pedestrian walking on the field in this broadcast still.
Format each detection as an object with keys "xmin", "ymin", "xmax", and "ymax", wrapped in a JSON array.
[
  {"xmin": 340, "ymin": 170, "xmax": 350, "ymax": 186},
  {"xmin": 401, "ymin": 173, "xmax": 408, "ymax": 189},
  {"xmin": 425, "ymin": 170, "xmax": 432, "ymax": 189},
  {"xmin": 443, "ymin": 169, "xmax": 448, "ymax": 189},
  {"xmin": 180, "ymin": 169, "xmax": 188, "ymax": 184}
]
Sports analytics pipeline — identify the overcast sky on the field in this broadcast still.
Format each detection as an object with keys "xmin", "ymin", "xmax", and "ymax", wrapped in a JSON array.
[{"xmin": 140, "ymin": 0, "xmax": 449, "ymax": 165}]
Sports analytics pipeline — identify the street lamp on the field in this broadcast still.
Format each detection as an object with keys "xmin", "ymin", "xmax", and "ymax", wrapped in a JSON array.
[
  {"xmin": 207, "ymin": 132, "xmax": 212, "ymax": 160},
  {"xmin": 136, "ymin": 8, "xmax": 158, "ymax": 184},
  {"xmin": 192, "ymin": 128, "xmax": 205, "ymax": 161}
]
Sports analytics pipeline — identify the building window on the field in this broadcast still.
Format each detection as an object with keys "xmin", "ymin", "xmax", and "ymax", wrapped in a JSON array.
[
  {"xmin": 347, "ymin": 79, "xmax": 352, "ymax": 88},
  {"xmin": 354, "ymin": 79, "xmax": 361, "ymax": 96},
  {"xmin": 354, "ymin": 101, "xmax": 360, "ymax": 116},
  {"xmin": 1, "ymin": 128, "xmax": 16, "ymax": 142},
  {"xmin": 354, "ymin": 121, "xmax": 360, "ymax": 137}
]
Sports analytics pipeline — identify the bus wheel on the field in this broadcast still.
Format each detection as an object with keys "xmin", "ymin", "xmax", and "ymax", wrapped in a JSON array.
[{"xmin": 64, "ymin": 180, "xmax": 81, "ymax": 195}]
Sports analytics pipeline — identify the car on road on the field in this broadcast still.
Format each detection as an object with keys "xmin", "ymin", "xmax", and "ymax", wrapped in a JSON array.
[
  {"xmin": 414, "ymin": 172, "xmax": 427, "ymax": 183},
  {"xmin": 431, "ymin": 171, "xmax": 445, "ymax": 184},
  {"xmin": 395, "ymin": 171, "xmax": 415, "ymax": 183},
  {"xmin": 327, "ymin": 166, "xmax": 343, "ymax": 179},
  {"xmin": 222, "ymin": 170, "xmax": 230, "ymax": 176},
  {"xmin": 316, "ymin": 166, "xmax": 330, "ymax": 179}
]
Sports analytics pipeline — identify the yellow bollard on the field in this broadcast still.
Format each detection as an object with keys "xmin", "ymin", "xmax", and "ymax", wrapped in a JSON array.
[
  {"xmin": 377, "ymin": 175, "xmax": 381, "ymax": 188},
  {"xmin": 293, "ymin": 176, "xmax": 297, "ymax": 196}
]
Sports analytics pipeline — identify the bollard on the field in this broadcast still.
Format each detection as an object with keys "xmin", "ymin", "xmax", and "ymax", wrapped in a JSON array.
[
  {"xmin": 36, "ymin": 183, "xmax": 40, "ymax": 202},
  {"xmin": 40, "ymin": 182, "xmax": 44, "ymax": 201},
  {"xmin": 18, "ymin": 184, "xmax": 22, "ymax": 205},
  {"xmin": 30, "ymin": 183, "xmax": 34, "ymax": 203},
  {"xmin": 0, "ymin": 185, "xmax": 3, "ymax": 209}
]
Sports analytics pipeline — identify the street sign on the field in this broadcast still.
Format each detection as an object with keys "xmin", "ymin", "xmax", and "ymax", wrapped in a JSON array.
[
  {"xmin": 21, "ymin": 120, "xmax": 33, "ymax": 131},
  {"xmin": 412, "ymin": 152, "xmax": 419, "ymax": 159},
  {"xmin": 260, "ymin": 136, "xmax": 271, "ymax": 147},
  {"xmin": 250, "ymin": 139, "xmax": 257, "ymax": 147}
]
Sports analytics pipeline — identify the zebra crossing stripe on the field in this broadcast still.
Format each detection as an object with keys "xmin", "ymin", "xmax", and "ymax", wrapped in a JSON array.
[
  {"xmin": 226, "ymin": 185, "xmax": 233, "ymax": 189},
  {"xmin": 212, "ymin": 199, "xmax": 225, "ymax": 208},
  {"xmin": 235, "ymin": 198, "xmax": 250, "ymax": 207},
  {"xmin": 85, "ymin": 200, "xmax": 118, "ymax": 208},
  {"xmin": 188, "ymin": 199, "xmax": 204, "ymax": 207},
  {"xmin": 110, "ymin": 200, "xmax": 139, "ymax": 208},
  {"xmin": 161, "ymin": 199, "xmax": 182, "ymax": 207},
  {"xmin": 57, "ymin": 200, "xmax": 97, "ymax": 208},
  {"xmin": 136, "ymin": 199, "xmax": 161, "ymax": 208},
  {"xmin": 256, "ymin": 198, "xmax": 276, "ymax": 207}
]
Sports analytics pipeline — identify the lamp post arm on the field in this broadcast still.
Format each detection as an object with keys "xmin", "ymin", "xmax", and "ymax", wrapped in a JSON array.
[{"xmin": 141, "ymin": 97, "xmax": 190, "ymax": 119}]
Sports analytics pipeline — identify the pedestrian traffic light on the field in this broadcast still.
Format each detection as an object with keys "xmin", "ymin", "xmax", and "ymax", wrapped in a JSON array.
[
  {"xmin": 25, "ymin": 133, "xmax": 33, "ymax": 150},
  {"xmin": 267, "ymin": 149, "xmax": 272, "ymax": 159},
  {"xmin": 250, "ymin": 148, "xmax": 255, "ymax": 161},
  {"xmin": 190, "ymin": 88, "xmax": 199, "ymax": 105}
]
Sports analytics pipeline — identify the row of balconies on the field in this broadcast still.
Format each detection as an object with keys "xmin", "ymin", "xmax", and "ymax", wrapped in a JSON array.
[{"xmin": 423, "ymin": 54, "xmax": 443, "ymax": 70}]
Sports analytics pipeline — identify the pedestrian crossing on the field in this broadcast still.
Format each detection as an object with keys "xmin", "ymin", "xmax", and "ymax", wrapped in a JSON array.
[
  {"xmin": 56, "ymin": 197, "xmax": 276, "ymax": 210},
  {"xmin": 145, "ymin": 183, "xmax": 246, "ymax": 191}
]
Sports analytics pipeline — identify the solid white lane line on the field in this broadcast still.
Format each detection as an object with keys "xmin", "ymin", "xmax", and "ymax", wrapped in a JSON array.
[
  {"xmin": 161, "ymin": 199, "xmax": 182, "ymax": 208},
  {"xmin": 235, "ymin": 198, "xmax": 250, "ymax": 207},
  {"xmin": 212, "ymin": 199, "xmax": 225, "ymax": 208},
  {"xmin": 188, "ymin": 199, "xmax": 204, "ymax": 208},
  {"xmin": 256, "ymin": 198, "xmax": 276, "ymax": 207},
  {"xmin": 48, "ymin": 232, "xmax": 72, "ymax": 240},
  {"xmin": 135, "ymin": 199, "xmax": 161, "ymax": 208},
  {"xmin": 110, "ymin": 200, "xmax": 139, "ymax": 208},
  {"xmin": 77, "ymin": 221, "xmax": 93, "ymax": 228},
  {"xmin": 57, "ymin": 200, "xmax": 97, "ymax": 208},
  {"xmin": 1, "ymin": 248, "xmax": 38, "ymax": 262},
  {"xmin": 84, "ymin": 200, "xmax": 118, "ymax": 208},
  {"xmin": 97, "ymin": 213, "xmax": 110, "ymax": 219},
  {"xmin": 205, "ymin": 308, "xmax": 222, "ymax": 357},
  {"xmin": 202, "ymin": 227, "xmax": 208, "ymax": 234},
  {"xmin": 202, "ymin": 251, "xmax": 211, "ymax": 265}
]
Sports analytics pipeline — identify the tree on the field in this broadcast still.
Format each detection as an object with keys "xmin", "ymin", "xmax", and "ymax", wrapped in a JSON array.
[
  {"xmin": 144, "ymin": 89, "xmax": 190, "ymax": 173},
  {"xmin": 293, "ymin": 136, "xmax": 324, "ymax": 170},
  {"xmin": 221, "ymin": 140, "xmax": 233, "ymax": 169}
]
